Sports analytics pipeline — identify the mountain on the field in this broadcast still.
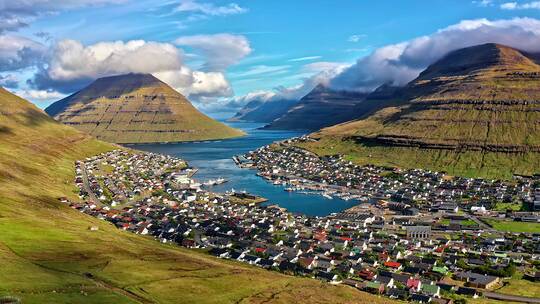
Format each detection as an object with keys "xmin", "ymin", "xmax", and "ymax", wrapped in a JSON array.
[
  {"xmin": 263, "ymin": 84, "xmax": 368, "ymax": 130},
  {"xmin": 229, "ymin": 98, "xmax": 299, "ymax": 123},
  {"xmin": 0, "ymin": 87, "xmax": 384, "ymax": 303},
  {"xmin": 303, "ymin": 43, "xmax": 540, "ymax": 178},
  {"xmin": 45, "ymin": 73, "xmax": 244, "ymax": 144}
]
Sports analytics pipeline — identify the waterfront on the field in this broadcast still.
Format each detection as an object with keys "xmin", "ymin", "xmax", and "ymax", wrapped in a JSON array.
[{"xmin": 130, "ymin": 122, "xmax": 359, "ymax": 216}]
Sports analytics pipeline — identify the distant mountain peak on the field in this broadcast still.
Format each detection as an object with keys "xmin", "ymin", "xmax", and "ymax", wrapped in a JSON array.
[{"xmin": 418, "ymin": 43, "xmax": 538, "ymax": 80}]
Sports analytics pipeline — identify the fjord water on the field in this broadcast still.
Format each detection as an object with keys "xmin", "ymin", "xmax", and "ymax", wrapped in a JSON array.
[{"xmin": 130, "ymin": 122, "xmax": 359, "ymax": 216}]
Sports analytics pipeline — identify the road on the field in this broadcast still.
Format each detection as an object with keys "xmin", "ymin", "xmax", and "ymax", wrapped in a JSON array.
[
  {"xmin": 484, "ymin": 291, "xmax": 540, "ymax": 303},
  {"xmin": 81, "ymin": 166, "xmax": 101, "ymax": 205},
  {"xmin": 466, "ymin": 214, "xmax": 495, "ymax": 232}
]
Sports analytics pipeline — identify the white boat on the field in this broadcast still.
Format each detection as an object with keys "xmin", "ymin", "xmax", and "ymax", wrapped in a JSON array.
[{"xmin": 322, "ymin": 193, "xmax": 333, "ymax": 199}]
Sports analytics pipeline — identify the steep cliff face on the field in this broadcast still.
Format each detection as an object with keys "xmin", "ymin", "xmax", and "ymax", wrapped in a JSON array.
[
  {"xmin": 45, "ymin": 73, "xmax": 244, "ymax": 143},
  {"xmin": 321, "ymin": 43, "xmax": 540, "ymax": 151},
  {"xmin": 263, "ymin": 84, "xmax": 368, "ymax": 130},
  {"xmin": 304, "ymin": 43, "xmax": 540, "ymax": 178}
]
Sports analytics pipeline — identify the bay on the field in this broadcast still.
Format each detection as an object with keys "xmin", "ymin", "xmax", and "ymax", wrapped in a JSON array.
[{"xmin": 129, "ymin": 122, "xmax": 359, "ymax": 216}]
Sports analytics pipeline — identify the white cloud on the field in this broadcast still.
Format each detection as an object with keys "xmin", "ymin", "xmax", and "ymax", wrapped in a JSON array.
[
  {"xmin": 348, "ymin": 34, "xmax": 366, "ymax": 42},
  {"xmin": 175, "ymin": 34, "xmax": 251, "ymax": 71},
  {"xmin": 0, "ymin": 74, "xmax": 18, "ymax": 88},
  {"xmin": 330, "ymin": 17, "xmax": 540, "ymax": 92},
  {"xmin": 0, "ymin": 34, "xmax": 45, "ymax": 71},
  {"xmin": 228, "ymin": 61, "xmax": 348, "ymax": 110},
  {"xmin": 302, "ymin": 61, "xmax": 350, "ymax": 73},
  {"xmin": 474, "ymin": 0, "xmax": 493, "ymax": 7},
  {"xmin": 17, "ymin": 89, "xmax": 65, "ymax": 101},
  {"xmin": 288, "ymin": 56, "xmax": 322, "ymax": 62},
  {"xmin": 30, "ymin": 39, "xmax": 234, "ymax": 99},
  {"xmin": 500, "ymin": 1, "xmax": 540, "ymax": 9},
  {"xmin": 175, "ymin": 0, "xmax": 247, "ymax": 16},
  {"xmin": 0, "ymin": 0, "xmax": 126, "ymax": 32},
  {"xmin": 230, "ymin": 65, "xmax": 290, "ymax": 78}
]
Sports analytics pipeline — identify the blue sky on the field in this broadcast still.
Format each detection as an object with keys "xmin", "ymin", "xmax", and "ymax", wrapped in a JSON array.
[{"xmin": 3, "ymin": 0, "xmax": 540, "ymax": 117}]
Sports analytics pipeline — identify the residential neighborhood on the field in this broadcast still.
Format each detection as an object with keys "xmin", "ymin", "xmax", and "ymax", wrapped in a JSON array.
[
  {"xmin": 65, "ymin": 149, "xmax": 540, "ymax": 303},
  {"xmin": 240, "ymin": 136, "xmax": 540, "ymax": 226}
]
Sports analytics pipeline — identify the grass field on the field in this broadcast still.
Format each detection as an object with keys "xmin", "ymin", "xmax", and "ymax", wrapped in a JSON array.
[
  {"xmin": 0, "ymin": 88, "xmax": 393, "ymax": 304},
  {"xmin": 298, "ymin": 136, "xmax": 540, "ymax": 179},
  {"xmin": 493, "ymin": 202, "xmax": 524, "ymax": 211},
  {"xmin": 484, "ymin": 219, "xmax": 540, "ymax": 233},
  {"xmin": 495, "ymin": 273, "xmax": 540, "ymax": 298},
  {"xmin": 440, "ymin": 219, "xmax": 477, "ymax": 226}
]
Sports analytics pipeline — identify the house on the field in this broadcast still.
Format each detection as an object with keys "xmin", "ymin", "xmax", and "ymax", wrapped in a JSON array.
[
  {"xmin": 456, "ymin": 287, "xmax": 480, "ymax": 298},
  {"xmin": 357, "ymin": 269, "xmax": 375, "ymax": 281},
  {"xmin": 316, "ymin": 271, "xmax": 338, "ymax": 282},
  {"xmin": 406, "ymin": 226, "xmax": 432, "ymax": 240},
  {"xmin": 407, "ymin": 278, "xmax": 422, "ymax": 291},
  {"xmin": 386, "ymin": 288, "xmax": 408, "ymax": 300},
  {"xmin": 454, "ymin": 271, "xmax": 500, "ymax": 289},
  {"xmin": 384, "ymin": 261, "xmax": 402, "ymax": 270},
  {"xmin": 421, "ymin": 284, "xmax": 440, "ymax": 297},
  {"xmin": 410, "ymin": 293, "xmax": 432, "ymax": 303},
  {"xmin": 432, "ymin": 266, "xmax": 448, "ymax": 275},
  {"xmin": 363, "ymin": 281, "xmax": 385, "ymax": 294},
  {"xmin": 375, "ymin": 275, "xmax": 394, "ymax": 288}
]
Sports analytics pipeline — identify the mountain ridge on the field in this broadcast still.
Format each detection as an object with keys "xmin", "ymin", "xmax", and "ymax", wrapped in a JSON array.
[
  {"xmin": 302, "ymin": 43, "xmax": 540, "ymax": 178},
  {"xmin": 229, "ymin": 98, "xmax": 299, "ymax": 123},
  {"xmin": 263, "ymin": 84, "xmax": 368, "ymax": 130}
]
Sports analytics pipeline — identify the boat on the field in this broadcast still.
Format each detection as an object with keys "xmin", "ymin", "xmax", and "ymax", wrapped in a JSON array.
[{"xmin": 322, "ymin": 193, "xmax": 333, "ymax": 199}]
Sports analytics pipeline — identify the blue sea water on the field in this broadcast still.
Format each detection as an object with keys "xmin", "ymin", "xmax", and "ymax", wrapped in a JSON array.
[{"xmin": 129, "ymin": 122, "xmax": 358, "ymax": 216}]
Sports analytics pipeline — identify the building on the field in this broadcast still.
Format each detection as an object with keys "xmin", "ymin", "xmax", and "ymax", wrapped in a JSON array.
[
  {"xmin": 406, "ymin": 226, "xmax": 432, "ymax": 240},
  {"xmin": 454, "ymin": 271, "xmax": 500, "ymax": 289}
]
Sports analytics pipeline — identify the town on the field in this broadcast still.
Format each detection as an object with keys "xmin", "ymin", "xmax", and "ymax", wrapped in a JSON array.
[
  {"xmin": 66, "ymin": 149, "xmax": 540, "ymax": 304},
  {"xmin": 239, "ymin": 136, "xmax": 540, "ymax": 224}
]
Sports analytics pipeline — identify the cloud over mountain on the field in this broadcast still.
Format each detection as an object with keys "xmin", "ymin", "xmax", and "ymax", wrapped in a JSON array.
[
  {"xmin": 30, "ymin": 38, "xmax": 242, "ymax": 99},
  {"xmin": 220, "ymin": 62, "xmax": 349, "ymax": 112},
  {"xmin": 330, "ymin": 17, "xmax": 540, "ymax": 91}
]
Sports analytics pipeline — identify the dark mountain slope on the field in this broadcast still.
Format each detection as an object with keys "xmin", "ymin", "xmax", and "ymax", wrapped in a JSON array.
[
  {"xmin": 264, "ymin": 84, "xmax": 368, "ymax": 130},
  {"xmin": 229, "ymin": 98, "xmax": 299, "ymax": 123}
]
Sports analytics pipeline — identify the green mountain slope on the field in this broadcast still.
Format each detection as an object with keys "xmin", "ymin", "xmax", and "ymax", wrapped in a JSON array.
[
  {"xmin": 0, "ymin": 87, "xmax": 389, "ymax": 303},
  {"xmin": 302, "ymin": 43, "xmax": 540, "ymax": 179},
  {"xmin": 45, "ymin": 73, "xmax": 244, "ymax": 144}
]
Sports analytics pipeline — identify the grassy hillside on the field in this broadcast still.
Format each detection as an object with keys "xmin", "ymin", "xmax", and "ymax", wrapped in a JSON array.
[
  {"xmin": 45, "ymin": 74, "xmax": 245, "ymax": 144},
  {"xmin": 0, "ymin": 87, "xmax": 391, "ymax": 303},
  {"xmin": 304, "ymin": 44, "xmax": 540, "ymax": 179}
]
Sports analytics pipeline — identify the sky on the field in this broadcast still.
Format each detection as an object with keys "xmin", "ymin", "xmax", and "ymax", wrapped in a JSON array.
[{"xmin": 3, "ymin": 0, "xmax": 540, "ymax": 118}]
